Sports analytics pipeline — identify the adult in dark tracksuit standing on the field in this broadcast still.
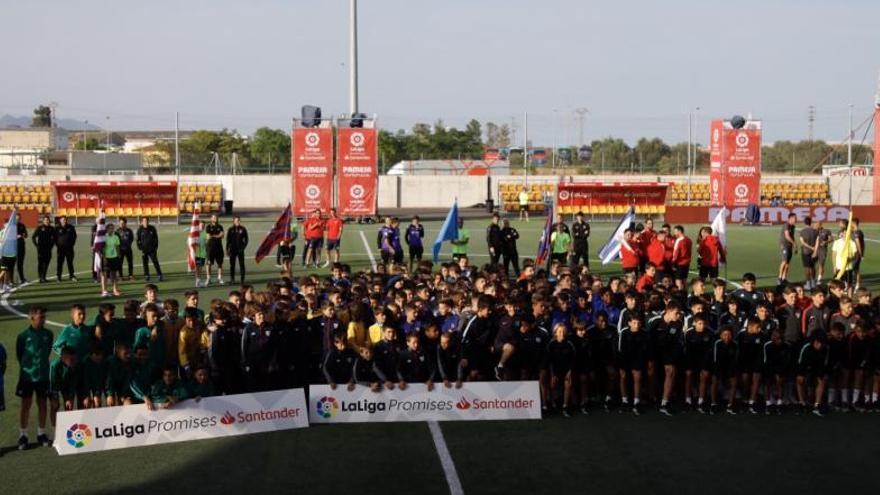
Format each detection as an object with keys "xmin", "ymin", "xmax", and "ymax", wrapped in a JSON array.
[
  {"xmin": 136, "ymin": 217, "xmax": 163, "ymax": 281},
  {"xmin": 501, "ymin": 219, "xmax": 520, "ymax": 277},
  {"xmin": 486, "ymin": 213, "xmax": 504, "ymax": 266},
  {"xmin": 15, "ymin": 219, "xmax": 28, "ymax": 284},
  {"xmin": 117, "ymin": 217, "xmax": 135, "ymax": 280},
  {"xmin": 570, "ymin": 211, "xmax": 591, "ymax": 267},
  {"xmin": 54, "ymin": 216, "xmax": 77, "ymax": 282},
  {"xmin": 32, "ymin": 216, "xmax": 56, "ymax": 283},
  {"xmin": 226, "ymin": 215, "xmax": 249, "ymax": 284}
]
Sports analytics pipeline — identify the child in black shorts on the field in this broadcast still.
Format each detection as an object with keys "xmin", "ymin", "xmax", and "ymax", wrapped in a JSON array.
[
  {"xmin": 762, "ymin": 330, "xmax": 789, "ymax": 414},
  {"xmin": 543, "ymin": 323, "xmax": 576, "ymax": 416},
  {"xmin": 711, "ymin": 326, "xmax": 738, "ymax": 414},
  {"xmin": 618, "ymin": 316, "xmax": 649, "ymax": 415}
]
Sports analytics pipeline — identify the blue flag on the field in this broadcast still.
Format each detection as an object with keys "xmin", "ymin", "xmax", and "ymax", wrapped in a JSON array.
[
  {"xmin": 432, "ymin": 200, "xmax": 459, "ymax": 262},
  {"xmin": 0, "ymin": 209, "xmax": 18, "ymax": 259},
  {"xmin": 535, "ymin": 203, "xmax": 554, "ymax": 266},
  {"xmin": 598, "ymin": 206, "xmax": 635, "ymax": 264}
]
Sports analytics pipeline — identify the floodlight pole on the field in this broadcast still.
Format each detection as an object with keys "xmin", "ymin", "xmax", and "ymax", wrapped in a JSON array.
[
  {"xmin": 349, "ymin": 0, "xmax": 359, "ymax": 116},
  {"xmin": 848, "ymin": 103, "xmax": 853, "ymax": 207}
]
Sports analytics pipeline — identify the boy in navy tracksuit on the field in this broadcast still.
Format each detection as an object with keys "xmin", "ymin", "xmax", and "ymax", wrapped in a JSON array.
[
  {"xmin": 796, "ymin": 335, "xmax": 830, "ymax": 416},
  {"xmin": 544, "ymin": 324, "xmax": 577, "ymax": 416},
  {"xmin": 397, "ymin": 333, "xmax": 435, "ymax": 390},
  {"xmin": 618, "ymin": 316, "xmax": 649, "ymax": 415},
  {"xmin": 353, "ymin": 347, "xmax": 386, "ymax": 392},
  {"xmin": 322, "ymin": 334, "xmax": 357, "ymax": 390},
  {"xmin": 437, "ymin": 332, "xmax": 464, "ymax": 388},
  {"xmin": 762, "ymin": 330, "xmax": 789, "ymax": 414},
  {"xmin": 711, "ymin": 326, "xmax": 738, "ymax": 414},
  {"xmin": 405, "ymin": 216, "xmax": 424, "ymax": 271}
]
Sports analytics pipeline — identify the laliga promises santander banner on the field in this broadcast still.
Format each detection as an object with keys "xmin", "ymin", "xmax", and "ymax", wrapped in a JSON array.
[
  {"xmin": 309, "ymin": 381, "xmax": 541, "ymax": 423},
  {"xmin": 720, "ymin": 121, "xmax": 762, "ymax": 206},
  {"xmin": 55, "ymin": 389, "xmax": 308, "ymax": 455},
  {"xmin": 53, "ymin": 181, "xmax": 178, "ymax": 212},
  {"xmin": 292, "ymin": 127, "xmax": 334, "ymax": 215},
  {"xmin": 337, "ymin": 127, "xmax": 378, "ymax": 216},
  {"xmin": 709, "ymin": 120, "xmax": 723, "ymax": 205}
]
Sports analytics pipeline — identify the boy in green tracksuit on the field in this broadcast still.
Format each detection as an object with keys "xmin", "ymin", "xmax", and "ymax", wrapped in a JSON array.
[
  {"xmin": 451, "ymin": 218, "xmax": 469, "ymax": 261},
  {"xmin": 49, "ymin": 346, "xmax": 80, "ymax": 414},
  {"xmin": 105, "ymin": 342, "xmax": 134, "ymax": 407},
  {"xmin": 141, "ymin": 366, "xmax": 190, "ymax": 410},
  {"xmin": 188, "ymin": 364, "xmax": 216, "ymax": 401},
  {"xmin": 53, "ymin": 304, "xmax": 92, "ymax": 364},
  {"xmin": 133, "ymin": 304, "xmax": 165, "ymax": 370},
  {"xmin": 128, "ymin": 345, "xmax": 157, "ymax": 405},
  {"xmin": 82, "ymin": 343, "xmax": 107, "ymax": 408},
  {"xmin": 15, "ymin": 306, "xmax": 53, "ymax": 450}
]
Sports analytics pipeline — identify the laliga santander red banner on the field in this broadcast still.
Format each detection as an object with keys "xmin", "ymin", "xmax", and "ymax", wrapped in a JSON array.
[
  {"xmin": 709, "ymin": 119, "xmax": 723, "ymax": 205},
  {"xmin": 337, "ymin": 127, "xmax": 378, "ymax": 216},
  {"xmin": 719, "ymin": 121, "xmax": 762, "ymax": 207},
  {"xmin": 292, "ymin": 127, "xmax": 334, "ymax": 215},
  {"xmin": 556, "ymin": 182, "xmax": 667, "ymax": 207},
  {"xmin": 53, "ymin": 181, "xmax": 177, "ymax": 212}
]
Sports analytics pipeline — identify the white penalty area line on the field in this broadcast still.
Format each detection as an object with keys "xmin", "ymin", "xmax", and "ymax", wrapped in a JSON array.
[{"xmin": 428, "ymin": 421, "xmax": 465, "ymax": 495}]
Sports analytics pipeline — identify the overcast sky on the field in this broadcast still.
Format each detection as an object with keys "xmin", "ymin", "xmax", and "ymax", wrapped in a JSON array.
[{"xmin": 1, "ymin": 0, "xmax": 878, "ymax": 146}]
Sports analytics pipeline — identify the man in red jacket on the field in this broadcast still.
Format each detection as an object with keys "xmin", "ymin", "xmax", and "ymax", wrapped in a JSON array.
[
  {"xmin": 697, "ymin": 226, "xmax": 725, "ymax": 280},
  {"xmin": 620, "ymin": 228, "xmax": 641, "ymax": 278},
  {"xmin": 672, "ymin": 225, "xmax": 693, "ymax": 290}
]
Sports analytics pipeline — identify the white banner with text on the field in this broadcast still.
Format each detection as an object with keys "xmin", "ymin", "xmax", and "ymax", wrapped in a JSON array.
[
  {"xmin": 55, "ymin": 388, "xmax": 309, "ymax": 455},
  {"xmin": 309, "ymin": 381, "xmax": 541, "ymax": 423}
]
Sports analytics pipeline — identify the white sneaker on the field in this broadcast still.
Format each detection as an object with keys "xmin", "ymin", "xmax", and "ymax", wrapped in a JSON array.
[
  {"xmin": 218, "ymin": 278, "xmax": 225, "ymax": 285},
  {"xmin": 321, "ymin": 261, "xmax": 330, "ymax": 268},
  {"xmin": 101, "ymin": 291, "xmax": 110, "ymax": 297}
]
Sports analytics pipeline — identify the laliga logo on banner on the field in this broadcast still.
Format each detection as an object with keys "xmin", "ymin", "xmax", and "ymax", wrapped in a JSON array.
[
  {"xmin": 350, "ymin": 132, "xmax": 365, "ymax": 147},
  {"xmin": 305, "ymin": 132, "xmax": 320, "ymax": 148},
  {"xmin": 735, "ymin": 132, "xmax": 749, "ymax": 148},
  {"xmin": 62, "ymin": 192, "xmax": 75, "ymax": 203},
  {"xmin": 350, "ymin": 184, "xmax": 365, "ymax": 200},
  {"xmin": 455, "ymin": 397, "xmax": 471, "ymax": 410},
  {"xmin": 735, "ymin": 184, "xmax": 749, "ymax": 199},
  {"xmin": 713, "ymin": 128, "xmax": 720, "ymax": 144},
  {"xmin": 558, "ymin": 190, "xmax": 571, "ymax": 201},
  {"xmin": 305, "ymin": 185, "xmax": 321, "ymax": 200},
  {"xmin": 66, "ymin": 423, "xmax": 93, "ymax": 449},
  {"xmin": 316, "ymin": 396, "xmax": 339, "ymax": 418},
  {"xmin": 712, "ymin": 178, "xmax": 719, "ymax": 193}
]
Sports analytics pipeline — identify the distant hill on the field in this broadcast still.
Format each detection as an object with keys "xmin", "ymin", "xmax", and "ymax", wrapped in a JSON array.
[{"xmin": 0, "ymin": 114, "xmax": 100, "ymax": 131}]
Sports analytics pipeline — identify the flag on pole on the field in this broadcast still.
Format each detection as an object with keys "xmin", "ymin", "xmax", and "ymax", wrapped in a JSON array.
[
  {"xmin": 598, "ymin": 206, "xmax": 636, "ymax": 264},
  {"xmin": 710, "ymin": 207, "xmax": 727, "ymax": 250},
  {"xmin": 0, "ymin": 209, "xmax": 18, "ymax": 259},
  {"xmin": 92, "ymin": 207, "xmax": 106, "ymax": 274},
  {"xmin": 535, "ymin": 203, "xmax": 554, "ymax": 266},
  {"xmin": 836, "ymin": 211, "xmax": 855, "ymax": 280},
  {"xmin": 187, "ymin": 202, "xmax": 202, "ymax": 272},
  {"xmin": 255, "ymin": 203, "xmax": 293, "ymax": 264},
  {"xmin": 432, "ymin": 200, "xmax": 459, "ymax": 262}
]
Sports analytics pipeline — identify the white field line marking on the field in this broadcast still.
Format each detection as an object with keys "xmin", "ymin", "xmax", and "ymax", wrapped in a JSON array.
[
  {"xmin": 358, "ymin": 231, "xmax": 378, "ymax": 271},
  {"xmin": 428, "ymin": 421, "xmax": 465, "ymax": 495}
]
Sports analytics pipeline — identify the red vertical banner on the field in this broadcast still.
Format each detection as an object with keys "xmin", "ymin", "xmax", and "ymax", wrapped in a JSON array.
[
  {"xmin": 708, "ymin": 119, "xmax": 723, "ymax": 205},
  {"xmin": 720, "ymin": 121, "xmax": 762, "ymax": 207},
  {"xmin": 873, "ymin": 107, "xmax": 880, "ymax": 204},
  {"xmin": 291, "ymin": 127, "xmax": 334, "ymax": 215},
  {"xmin": 336, "ymin": 127, "xmax": 378, "ymax": 216}
]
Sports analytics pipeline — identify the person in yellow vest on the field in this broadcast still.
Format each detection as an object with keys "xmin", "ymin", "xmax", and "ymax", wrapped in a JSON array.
[{"xmin": 518, "ymin": 189, "xmax": 530, "ymax": 222}]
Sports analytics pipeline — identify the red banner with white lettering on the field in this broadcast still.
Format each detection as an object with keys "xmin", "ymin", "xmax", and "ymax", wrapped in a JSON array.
[
  {"xmin": 292, "ymin": 127, "xmax": 334, "ymax": 215},
  {"xmin": 719, "ymin": 122, "xmax": 762, "ymax": 206},
  {"xmin": 556, "ymin": 182, "xmax": 668, "ymax": 207},
  {"xmin": 709, "ymin": 119, "xmax": 723, "ymax": 205},
  {"xmin": 873, "ymin": 108, "xmax": 880, "ymax": 204},
  {"xmin": 336, "ymin": 128, "xmax": 378, "ymax": 216},
  {"xmin": 53, "ymin": 181, "xmax": 178, "ymax": 214}
]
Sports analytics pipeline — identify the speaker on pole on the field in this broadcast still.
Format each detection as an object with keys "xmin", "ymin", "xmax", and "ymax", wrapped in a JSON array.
[{"xmin": 301, "ymin": 105, "xmax": 322, "ymax": 127}]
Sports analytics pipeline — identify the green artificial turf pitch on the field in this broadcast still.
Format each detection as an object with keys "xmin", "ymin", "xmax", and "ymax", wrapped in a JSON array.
[{"xmin": 1, "ymin": 215, "xmax": 879, "ymax": 494}]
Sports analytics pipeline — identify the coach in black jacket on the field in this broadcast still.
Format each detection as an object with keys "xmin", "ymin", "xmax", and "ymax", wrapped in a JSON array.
[
  {"xmin": 55, "ymin": 216, "xmax": 77, "ymax": 282},
  {"xmin": 136, "ymin": 217, "xmax": 163, "ymax": 281},
  {"xmin": 32, "ymin": 216, "xmax": 56, "ymax": 283},
  {"xmin": 226, "ymin": 215, "xmax": 249, "ymax": 284}
]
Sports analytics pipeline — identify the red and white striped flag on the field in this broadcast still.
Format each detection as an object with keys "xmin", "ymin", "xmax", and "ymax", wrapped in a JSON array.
[
  {"xmin": 92, "ymin": 207, "xmax": 106, "ymax": 274},
  {"xmin": 187, "ymin": 202, "xmax": 202, "ymax": 272}
]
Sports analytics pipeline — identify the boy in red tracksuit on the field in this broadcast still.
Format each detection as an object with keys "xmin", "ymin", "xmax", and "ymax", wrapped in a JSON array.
[
  {"xmin": 647, "ymin": 231, "xmax": 668, "ymax": 275},
  {"xmin": 698, "ymin": 226, "xmax": 725, "ymax": 280},
  {"xmin": 620, "ymin": 229, "xmax": 641, "ymax": 279},
  {"xmin": 636, "ymin": 265, "xmax": 657, "ymax": 292},
  {"xmin": 672, "ymin": 225, "xmax": 693, "ymax": 290}
]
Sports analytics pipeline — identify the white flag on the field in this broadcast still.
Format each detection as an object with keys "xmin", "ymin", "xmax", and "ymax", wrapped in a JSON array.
[
  {"xmin": 598, "ymin": 207, "xmax": 636, "ymax": 265},
  {"xmin": 711, "ymin": 207, "xmax": 727, "ymax": 249}
]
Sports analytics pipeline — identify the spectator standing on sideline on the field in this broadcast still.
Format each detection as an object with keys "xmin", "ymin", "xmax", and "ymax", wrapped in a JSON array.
[
  {"xmin": 303, "ymin": 209, "xmax": 325, "ymax": 269},
  {"xmin": 55, "ymin": 216, "xmax": 77, "ymax": 282},
  {"xmin": 117, "ymin": 217, "xmax": 135, "ymax": 281},
  {"xmin": 550, "ymin": 222, "xmax": 572, "ymax": 265},
  {"xmin": 226, "ymin": 215, "xmax": 249, "ymax": 285},
  {"xmin": 851, "ymin": 218, "xmax": 865, "ymax": 290},
  {"xmin": 205, "ymin": 214, "xmax": 225, "ymax": 285},
  {"xmin": 570, "ymin": 211, "xmax": 590, "ymax": 267},
  {"xmin": 778, "ymin": 213, "xmax": 797, "ymax": 284},
  {"xmin": 324, "ymin": 208, "xmax": 344, "ymax": 267},
  {"xmin": 451, "ymin": 218, "xmax": 469, "ymax": 262},
  {"xmin": 32, "ymin": 216, "xmax": 56, "ymax": 283},
  {"xmin": 501, "ymin": 219, "xmax": 520, "ymax": 277},
  {"xmin": 136, "ymin": 217, "xmax": 163, "ymax": 282},
  {"xmin": 518, "ymin": 188, "xmax": 530, "ymax": 222},
  {"xmin": 814, "ymin": 221, "xmax": 832, "ymax": 284},
  {"xmin": 405, "ymin": 216, "xmax": 424, "ymax": 272},
  {"xmin": 14, "ymin": 217, "xmax": 27, "ymax": 284},
  {"xmin": 799, "ymin": 217, "xmax": 818, "ymax": 290},
  {"xmin": 486, "ymin": 213, "xmax": 504, "ymax": 266}
]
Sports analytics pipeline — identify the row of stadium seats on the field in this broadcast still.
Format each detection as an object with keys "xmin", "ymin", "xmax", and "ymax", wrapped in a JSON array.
[
  {"xmin": 179, "ymin": 202, "xmax": 221, "ymax": 213},
  {"xmin": 502, "ymin": 202, "xmax": 548, "ymax": 212},
  {"xmin": 179, "ymin": 183, "xmax": 223, "ymax": 209},
  {"xmin": 179, "ymin": 184, "xmax": 222, "ymax": 194},
  {"xmin": 557, "ymin": 205, "xmax": 667, "ymax": 215},
  {"xmin": 669, "ymin": 181, "xmax": 831, "ymax": 204},
  {"xmin": 56, "ymin": 207, "xmax": 180, "ymax": 217},
  {"xmin": 0, "ymin": 185, "xmax": 51, "ymax": 194}
]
